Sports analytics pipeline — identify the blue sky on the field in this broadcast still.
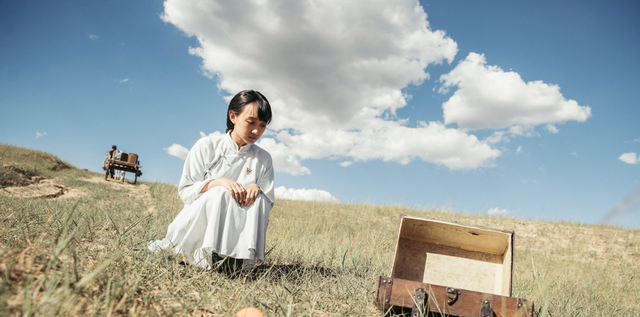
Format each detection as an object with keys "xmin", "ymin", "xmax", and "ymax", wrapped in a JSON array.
[{"xmin": 1, "ymin": 0, "xmax": 639, "ymax": 227}]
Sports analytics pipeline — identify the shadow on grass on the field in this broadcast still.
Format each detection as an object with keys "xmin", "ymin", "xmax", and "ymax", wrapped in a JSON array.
[
  {"xmin": 243, "ymin": 262, "xmax": 335, "ymax": 281},
  {"xmin": 170, "ymin": 255, "xmax": 334, "ymax": 281}
]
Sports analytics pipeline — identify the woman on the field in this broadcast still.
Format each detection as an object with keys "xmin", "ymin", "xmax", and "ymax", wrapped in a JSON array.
[{"xmin": 149, "ymin": 90, "xmax": 274, "ymax": 271}]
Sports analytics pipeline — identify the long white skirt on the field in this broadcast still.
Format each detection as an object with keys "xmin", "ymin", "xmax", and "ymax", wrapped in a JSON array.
[{"xmin": 148, "ymin": 187, "xmax": 271, "ymax": 269}]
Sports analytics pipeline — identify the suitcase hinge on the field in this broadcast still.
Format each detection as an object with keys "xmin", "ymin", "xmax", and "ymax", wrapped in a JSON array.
[
  {"xmin": 446, "ymin": 287, "xmax": 462, "ymax": 305},
  {"xmin": 480, "ymin": 299, "xmax": 494, "ymax": 317},
  {"xmin": 379, "ymin": 277, "xmax": 394, "ymax": 306},
  {"xmin": 411, "ymin": 288, "xmax": 427, "ymax": 317}
]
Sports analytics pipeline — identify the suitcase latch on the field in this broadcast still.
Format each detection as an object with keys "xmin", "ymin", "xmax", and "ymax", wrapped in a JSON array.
[
  {"xmin": 446, "ymin": 287, "xmax": 462, "ymax": 305},
  {"xmin": 480, "ymin": 299, "xmax": 494, "ymax": 317},
  {"xmin": 411, "ymin": 288, "xmax": 427, "ymax": 317}
]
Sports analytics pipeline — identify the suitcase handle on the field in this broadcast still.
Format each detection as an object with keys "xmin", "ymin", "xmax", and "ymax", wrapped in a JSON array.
[{"xmin": 446, "ymin": 287, "xmax": 462, "ymax": 305}]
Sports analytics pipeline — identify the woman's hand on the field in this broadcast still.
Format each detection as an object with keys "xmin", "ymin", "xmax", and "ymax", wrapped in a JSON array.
[
  {"xmin": 242, "ymin": 184, "xmax": 261, "ymax": 207},
  {"xmin": 201, "ymin": 178, "xmax": 246, "ymax": 204}
]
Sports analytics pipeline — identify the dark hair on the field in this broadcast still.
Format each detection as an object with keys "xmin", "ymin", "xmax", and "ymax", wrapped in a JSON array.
[
  {"xmin": 112, "ymin": 145, "xmax": 117, "ymax": 150},
  {"xmin": 226, "ymin": 90, "xmax": 272, "ymax": 133}
]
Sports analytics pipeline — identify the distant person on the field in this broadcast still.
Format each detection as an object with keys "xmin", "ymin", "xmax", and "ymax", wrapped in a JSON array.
[
  {"xmin": 103, "ymin": 145, "xmax": 117, "ymax": 179},
  {"xmin": 149, "ymin": 90, "xmax": 275, "ymax": 273}
]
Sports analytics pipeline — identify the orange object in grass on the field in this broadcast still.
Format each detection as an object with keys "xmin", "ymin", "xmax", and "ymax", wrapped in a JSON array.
[{"xmin": 235, "ymin": 307, "xmax": 264, "ymax": 317}]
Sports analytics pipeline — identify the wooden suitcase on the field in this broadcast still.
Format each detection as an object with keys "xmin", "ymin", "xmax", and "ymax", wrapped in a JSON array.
[
  {"xmin": 375, "ymin": 215, "xmax": 534, "ymax": 317},
  {"xmin": 127, "ymin": 153, "xmax": 138, "ymax": 165}
]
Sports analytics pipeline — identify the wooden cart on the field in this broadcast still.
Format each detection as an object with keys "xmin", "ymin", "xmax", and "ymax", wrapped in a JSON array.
[
  {"xmin": 375, "ymin": 215, "xmax": 534, "ymax": 317},
  {"xmin": 104, "ymin": 153, "xmax": 142, "ymax": 184}
]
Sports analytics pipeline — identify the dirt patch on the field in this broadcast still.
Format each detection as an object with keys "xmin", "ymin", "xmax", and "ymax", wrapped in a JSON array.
[
  {"xmin": 1, "ymin": 164, "xmax": 39, "ymax": 188},
  {"xmin": 48, "ymin": 155, "xmax": 72, "ymax": 171},
  {"xmin": 80, "ymin": 176, "xmax": 135, "ymax": 187},
  {"xmin": 79, "ymin": 176, "xmax": 156, "ymax": 213},
  {"xmin": 1, "ymin": 177, "xmax": 85, "ymax": 199}
]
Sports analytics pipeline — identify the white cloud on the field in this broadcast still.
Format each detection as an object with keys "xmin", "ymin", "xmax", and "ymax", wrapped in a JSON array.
[
  {"xmin": 516, "ymin": 146, "xmax": 523, "ymax": 154},
  {"xmin": 89, "ymin": 34, "xmax": 98, "ymax": 40},
  {"xmin": 262, "ymin": 121, "xmax": 500, "ymax": 171},
  {"xmin": 339, "ymin": 161, "xmax": 353, "ymax": 167},
  {"xmin": 633, "ymin": 137, "xmax": 640, "ymax": 143},
  {"xmin": 485, "ymin": 131, "xmax": 509, "ymax": 144},
  {"xmin": 545, "ymin": 124, "xmax": 559, "ymax": 134},
  {"xmin": 274, "ymin": 186, "xmax": 338, "ymax": 202},
  {"xmin": 164, "ymin": 143, "xmax": 190, "ymax": 160},
  {"xmin": 35, "ymin": 131, "xmax": 47, "ymax": 139},
  {"xmin": 571, "ymin": 151, "xmax": 577, "ymax": 157},
  {"xmin": 619, "ymin": 152, "xmax": 639, "ymax": 165},
  {"xmin": 487, "ymin": 207, "xmax": 509, "ymax": 215},
  {"xmin": 440, "ymin": 53, "xmax": 591, "ymax": 133},
  {"xmin": 508, "ymin": 125, "xmax": 539, "ymax": 137},
  {"xmin": 161, "ymin": 0, "xmax": 506, "ymax": 174},
  {"xmin": 163, "ymin": 1, "xmax": 590, "ymax": 175},
  {"xmin": 119, "ymin": 78, "xmax": 129, "ymax": 83}
]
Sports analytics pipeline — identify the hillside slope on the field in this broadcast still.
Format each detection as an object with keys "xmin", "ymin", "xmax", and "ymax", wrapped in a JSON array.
[{"xmin": 1, "ymin": 144, "xmax": 638, "ymax": 316}]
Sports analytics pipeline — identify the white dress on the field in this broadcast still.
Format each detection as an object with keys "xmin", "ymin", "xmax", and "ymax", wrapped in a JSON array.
[{"xmin": 148, "ymin": 132, "xmax": 275, "ymax": 269}]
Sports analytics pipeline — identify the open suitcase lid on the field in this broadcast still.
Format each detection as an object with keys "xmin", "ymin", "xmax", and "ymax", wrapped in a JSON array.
[{"xmin": 389, "ymin": 215, "xmax": 515, "ymax": 296}]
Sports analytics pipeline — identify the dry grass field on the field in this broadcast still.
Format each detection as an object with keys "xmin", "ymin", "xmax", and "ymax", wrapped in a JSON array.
[{"xmin": 1, "ymin": 143, "xmax": 639, "ymax": 316}]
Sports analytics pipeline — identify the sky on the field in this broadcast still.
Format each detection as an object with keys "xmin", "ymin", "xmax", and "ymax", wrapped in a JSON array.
[{"xmin": 1, "ymin": 0, "xmax": 639, "ymax": 228}]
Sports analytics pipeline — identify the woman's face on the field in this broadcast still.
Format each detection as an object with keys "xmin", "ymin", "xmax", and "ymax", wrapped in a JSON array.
[{"xmin": 229, "ymin": 103, "xmax": 267, "ymax": 147}]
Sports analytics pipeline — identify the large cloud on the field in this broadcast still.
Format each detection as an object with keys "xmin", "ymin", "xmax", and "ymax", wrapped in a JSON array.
[
  {"xmin": 258, "ymin": 119, "xmax": 500, "ymax": 170},
  {"xmin": 161, "ymin": 0, "xmax": 587, "ymax": 175},
  {"xmin": 161, "ymin": 0, "xmax": 503, "ymax": 173},
  {"xmin": 440, "ymin": 53, "xmax": 592, "ymax": 134}
]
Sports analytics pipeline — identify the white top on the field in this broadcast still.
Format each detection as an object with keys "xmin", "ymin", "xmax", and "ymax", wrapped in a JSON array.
[{"xmin": 178, "ymin": 132, "xmax": 275, "ymax": 207}]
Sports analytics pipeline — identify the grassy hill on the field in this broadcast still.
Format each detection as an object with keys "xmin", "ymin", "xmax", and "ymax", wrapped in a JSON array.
[{"xmin": 1, "ymin": 144, "xmax": 638, "ymax": 316}]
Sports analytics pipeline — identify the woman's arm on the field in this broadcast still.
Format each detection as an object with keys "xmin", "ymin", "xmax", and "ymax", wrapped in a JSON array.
[
  {"xmin": 256, "ymin": 153, "xmax": 275, "ymax": 205},
  {"xmin": 178, "ymin": 138, "xmax": 214, "ymax": 205}
]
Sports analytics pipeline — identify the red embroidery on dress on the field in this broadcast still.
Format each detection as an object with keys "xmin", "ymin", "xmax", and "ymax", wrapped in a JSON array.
[{"xmin": 246, "ymin": 167, "xmax": 253, "ymax": 175}]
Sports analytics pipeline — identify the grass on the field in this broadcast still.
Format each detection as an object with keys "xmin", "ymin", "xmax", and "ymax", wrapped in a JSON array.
[{"xmin": 1, "ymin": 143, "xmax": 639, "ymax": 316}]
